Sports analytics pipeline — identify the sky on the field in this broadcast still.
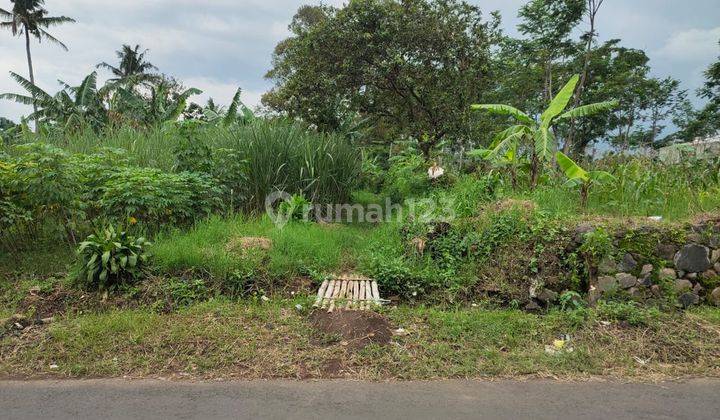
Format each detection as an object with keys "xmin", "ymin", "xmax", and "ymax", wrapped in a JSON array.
[{"xmin": 1, "ymin": 0, "xmax": 719, "ymax": 122}]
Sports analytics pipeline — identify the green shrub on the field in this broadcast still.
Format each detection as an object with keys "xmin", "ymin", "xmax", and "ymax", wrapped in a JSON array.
[
  {"xmin": 76, "ymin": 226, "xmax": 151, "ymax": 289},
  {"xmin": 596, "ymin": 300, "xmax": 661, "ymax": 327},
  {"xmin": 164, "ymin": 278, "xmax": 209, "ymax": 307},
  {"xmin": 96, "ymin": 167, "xmax": 222, "ymax": 227}
]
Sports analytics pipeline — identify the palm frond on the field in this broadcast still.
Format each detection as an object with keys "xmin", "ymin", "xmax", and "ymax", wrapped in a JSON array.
[
  {"xmin": 0, "ymin": 93, "xmax": 36, "ymax": 106},
  {"xmin": 541, "ymin": 75, "xmax": 579, "ymax": 127},
  {"xmin": 534, "ymin": 126, "xmax": 557, "ymax": 161},
  {"xmin": 557, "ymin": 101, "xmax": 618, "ymax": 120},
  {"xmin": 8, "ymin": 71, "xmax": 52, "ymax": 101},
  {"xmin": 470, "ymin": 104, "xmax": 534, "ymax": 125},
  {"xmin": 38, "ymin": 28, "xmax": 68, "ymax": 51}
]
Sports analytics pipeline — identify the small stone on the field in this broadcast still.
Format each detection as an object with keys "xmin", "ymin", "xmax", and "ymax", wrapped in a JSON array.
[
  {"xmin": 616, "ymin": 273, "xmax": 638, "ymax": 289},
  {"xmin": 39, "ymin": 317, "xmax": 54, "ymax": 325},
  {"xmin": 628, "ymin": 287, "xmax": 643, "ymax": 299},
  {"xmin": 537, "ymin": 289, "xmax": 558, "ymax": 304},
  {"xmin": 709, "ymin": 235, "xmax": 720, "ymax": 248},
  {"xmin": 640, "ymin": 264, "xmax": 654, "ymax": 279},
  {"xmin": 693, "ymin": 283, "xmax": 704, "ymax": 294},
  {"xmin": 685, "ymin": 272, "xmax": 698, "ymax": 280},
  {"xmin": 701, "ymin": 269, "xmax": 718, "ymax": 280},
  {"xmin": 573, "ymin": 223, "xmax": 595, "ymax": 244},
  {"xmin": 711, "ymin": 287, "xmax": 720, "ymax": 306},
  {"xmin": 650, "ymin": 284, "xmax": 662, "ymax": 297},
  {"xmin": 678, "ymin": 292, "xmax": 699, "ymax": 308},
  {"xmin": 597, "ymin": 276, "xmax": 618, "ymax": 293},
  {"xmin": 677, "ymin": 270, "xmax": 686, "ymax": 278},
  {"xmin": 597, "ymin": 257, "xmax": 618, "ymax": 275},
  {"xmin": 524, "ymin": 301, "xmax": 542, "ymax": 312},
  {"xmin": 659, "ymin": 268, "xmax": 677, "ymax": 281},
  {"xmin": 674, "ymin": 244, "xmax": 712, "ymax": 273},
  {"xmin": 675, "ymin": 279, "xmax": 693, "ymax": 292},
  {"xmin": 618, "ymin": 253, "xmax": 638, "ymax": 272},
  {"xmin": 656, "ymin": 244, "xmax": 678, "ymax": 263},
  {"xmin": 715, "ymin": 263, "xmax": 720, "ymax": 273},
  {"xmin": 686, "ymin": 233, "xmax": 703, "ymax": 244},
  {"xmin": 711, "ymin": 249, "xmax": 720, "ymax": 264}
]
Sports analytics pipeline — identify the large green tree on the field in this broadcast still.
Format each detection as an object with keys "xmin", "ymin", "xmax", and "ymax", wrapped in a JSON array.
[
  {"xmin": 263, "ymin": 0, "xmax": 500, "ymax": 157},
  {"xmin": 675, "ymin": 40, "xmax": 720, "ymax": 141},
  {"xmin": 0, "ymin": 0, "xmax": 75, "ymax": 123}
]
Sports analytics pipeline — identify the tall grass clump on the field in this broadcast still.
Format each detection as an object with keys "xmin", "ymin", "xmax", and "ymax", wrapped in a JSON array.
[{"xmin": 225, "ymin": 120, "xmax": 361, "ymax": 212}]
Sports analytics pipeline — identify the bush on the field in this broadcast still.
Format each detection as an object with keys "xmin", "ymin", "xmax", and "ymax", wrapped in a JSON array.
[
  {"xmin": 96, "ymin": 167, "xmax": 222, "ymax": 227},
  {"xmin": 76, "ymin": 226, "xmax": 151, "ymax": 289},
  {"xmin": 227, "ymin": 120, "xmax": 361, "ymax": 212}
]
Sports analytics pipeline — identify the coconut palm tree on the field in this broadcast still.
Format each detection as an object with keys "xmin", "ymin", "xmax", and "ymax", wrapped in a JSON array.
[
  {"xmin": 97, "ymin": 44, "xmax": 158, "ymax": 88},
  {"xmin": 0, "ymin": 0, "xmax": 75, "ymax": 125}
]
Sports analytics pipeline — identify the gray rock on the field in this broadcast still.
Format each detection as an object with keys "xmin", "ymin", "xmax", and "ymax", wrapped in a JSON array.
[
  {"xmin": 640, "ymin": 264, "xmax": 654, "ymax": 279},
  {"xmin": 659, "ymin": 268, "xmax": 677, "ymax": 281},
  {"xmin": 524, "ymin": 301, "xmax": 542, "ymax": 312},
  {"xmin": 628, "ymin": 287, "xmax": 643, "ymax": 299},
  {"xmin": 711, "ymin": 287, "xmax": 720, "ymax": 306},
  {"xmin": 573, "ymin": 223, "xmax": 595, "ymax": 244},
  {"xmin": 715, "ymin": 262, "xmax": 720, "ymax": 273},
  {"xmin": 650, "ymin": 284, "xmax": 662, "ymax": 297},
  {"xmin": 616, "ymin": 273, "xmax": 638, "ymax": 289},
  {"xmin": 685, "ymin": 272, "xmax": 698, "ymax": 280},
  {"xmin": 537, "ymin": 289, "xmax": 558, "ymax": 304},
  {"xmin": 656, "ymin": 243, "xmax": 678, "ymax": 263},
  {"xmin": 597, "ymin": 257, "xmax": 618, "ymax": 275},
  {"xmin": 618, "ymin": 253, "xmax": 638, "ymax": 272},
  {"xmin": 686, "ymin": 233, "xmax": 703, "ymax": 244},
  {"xmin": 597, "ymin": 276, "xmax": 618, "ymax": 293},
  {"xmin": 701, "ymin": 269, "xmax": 718, "ymax": 280},
  {"xmin": 693, "ymin": 282, "xmax": 704, "ymax": 294},
  {"xmin": 711, "ymin": 249, "xmax": 720, "ymax": 264},
  {"xmin": 678, "ymin": 292, "xmax": 700, "ymax": 308},
  {"xmin": 709, "ymin": 235, "xmax": 720, "ymax": 249},
  {"xmin": 675, "ymin": 279, "xmax": 693, "ymax": 292},
  {"xmin": 674, "ymin": 244, "xmax": 712, "ymax": 273}
]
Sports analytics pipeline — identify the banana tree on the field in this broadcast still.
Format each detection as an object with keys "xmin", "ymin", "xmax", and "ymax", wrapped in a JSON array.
[
  {"xmin": 470, "ymin": 75, "xmax": 617, "ymax": 189},
  {"xmin": 201, "ymin": 87, "xmax": 254, "ymax": 126},
  {"xmin": 556, "ymin": 151, "xmax": 615, "ymax": 208},
  {"xmin": 467, "ymin": 134, "xmax": 525, "ymax": 190}
]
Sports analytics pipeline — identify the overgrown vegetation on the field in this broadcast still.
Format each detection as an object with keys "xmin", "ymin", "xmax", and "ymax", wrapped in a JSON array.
[{"xmin": 1, "ymin": 0, "xmax": 720, "ymax": 380}]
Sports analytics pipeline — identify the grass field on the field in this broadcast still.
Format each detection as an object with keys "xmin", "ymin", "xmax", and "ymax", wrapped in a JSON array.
[{"xmin": 1, "ymin": 298, "xmax": 718, "ymax": 380}]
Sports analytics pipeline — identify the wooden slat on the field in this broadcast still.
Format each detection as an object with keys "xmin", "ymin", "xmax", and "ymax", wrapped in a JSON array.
[
  {"xmin": 322, "ymin": 280, "xmax": 336, "ymax": 309},
  {"xmin": 371, "ymin": 281, "xmax": 380, "ymax": 306},
  {"xmin": 313, "ymin": 280, "xmax": 329, "ymax": 307}
]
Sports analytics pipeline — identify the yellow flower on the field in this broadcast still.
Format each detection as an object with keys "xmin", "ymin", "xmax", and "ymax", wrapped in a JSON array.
[{"xmin": 129, "ymin": 217, "xmax": 138, "ymax": 225}]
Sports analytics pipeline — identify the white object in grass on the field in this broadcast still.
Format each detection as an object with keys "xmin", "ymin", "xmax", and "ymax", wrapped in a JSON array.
[{"xmin": 428, "ymin": 163, "xmax": 444, "ymax": 179}]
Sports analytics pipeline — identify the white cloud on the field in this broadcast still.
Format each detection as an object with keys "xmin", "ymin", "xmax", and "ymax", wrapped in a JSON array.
[{"xmin": 657, "ymin": 27, "xmax": 720, "ymax": 62}]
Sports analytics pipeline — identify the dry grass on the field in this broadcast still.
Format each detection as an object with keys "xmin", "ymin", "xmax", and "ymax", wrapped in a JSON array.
[{"xmin": 1, "ymin": 300, "xmax": 719, "ymax": 381}]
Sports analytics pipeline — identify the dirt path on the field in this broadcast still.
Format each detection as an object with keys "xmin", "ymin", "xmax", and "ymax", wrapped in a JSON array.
[{"xmin": 1, "ymin": 378, "xmax": 719, "ymax": 419}]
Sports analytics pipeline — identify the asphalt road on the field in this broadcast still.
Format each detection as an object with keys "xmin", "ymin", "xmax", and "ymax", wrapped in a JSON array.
[{"xmin": 1, "ymin": 379, "xmax": 719, "ymax": 419}]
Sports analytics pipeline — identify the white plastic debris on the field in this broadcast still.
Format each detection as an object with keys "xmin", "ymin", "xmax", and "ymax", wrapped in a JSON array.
[
  {"xmin": 428, "ymin": 163, "xmax": 445, "ymax": 179},
  {"xmin": 49, "ymin": 364, "xmax": 59, "ymax": 370},
  {"xmin": 261, "ymin": 295, "xmax": 270, "ymax": 302},
  {"xmin": 295, "ymin": 304, "xmax": 303, "ymax": 311},
  {"xmin": 393, "ymin": 328, "xmax": 408, "ymax": 336},
  {"xmin": 648, "ymin": 216, "xmax": 663, "ymax": 221}
]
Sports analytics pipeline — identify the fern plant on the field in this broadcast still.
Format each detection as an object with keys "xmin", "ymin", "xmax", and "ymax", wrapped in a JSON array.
[{"xmin": 77, "ymin": 226, "xmax": 150, "ymax": 289}]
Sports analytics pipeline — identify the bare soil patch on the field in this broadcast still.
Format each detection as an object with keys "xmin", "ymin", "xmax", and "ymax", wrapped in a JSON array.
[{"xmin": 310, "ymin": 310, "xmax": 392, "ymax": 351}]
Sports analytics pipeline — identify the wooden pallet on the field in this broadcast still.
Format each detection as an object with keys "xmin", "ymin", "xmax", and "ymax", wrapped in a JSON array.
[{"xmin": 313, "ymin": 275, "xmax": 382, "ymax": 312}]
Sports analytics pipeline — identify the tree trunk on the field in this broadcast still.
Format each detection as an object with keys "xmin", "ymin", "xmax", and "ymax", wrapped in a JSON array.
[
  {"xmin": 24, "ymin": 29, "xmax": 38, "ymax": 132},
  {"xmin": 564, "ymin": 0, "xmax": 604, "ymax": 154}
]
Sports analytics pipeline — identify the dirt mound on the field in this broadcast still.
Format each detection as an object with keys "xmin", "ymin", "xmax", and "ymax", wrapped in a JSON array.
[
  {"xmin": 19, "ymin": 287, "xmax": 71, "ymax": 319},
  {"xmin": 310, "ymin": 310, "xmax": 392, "ymax": 350}
]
